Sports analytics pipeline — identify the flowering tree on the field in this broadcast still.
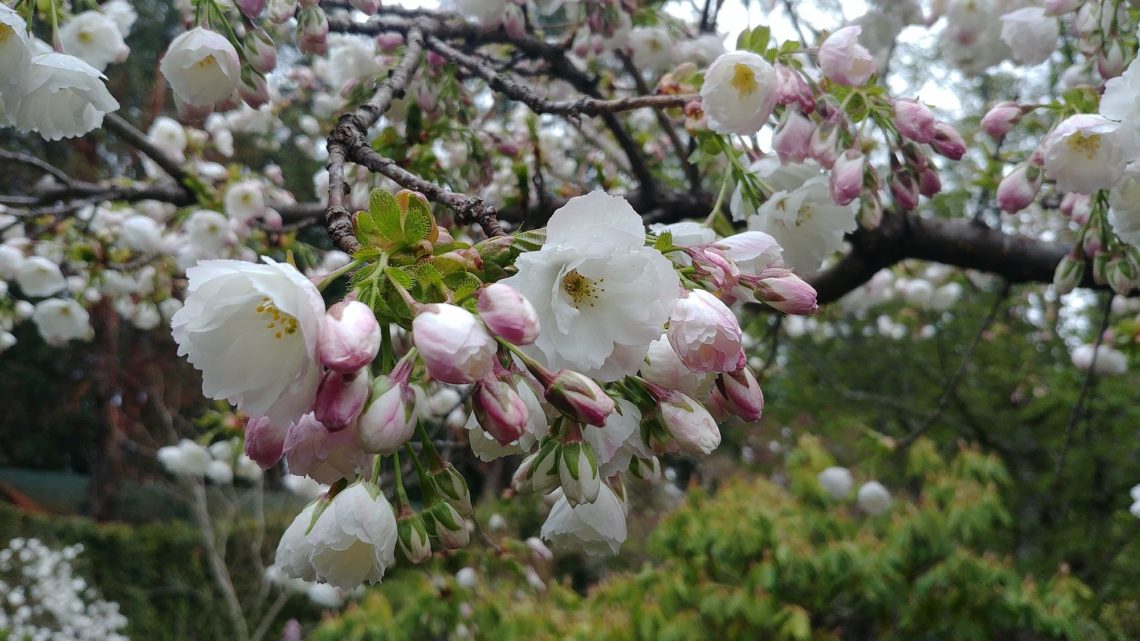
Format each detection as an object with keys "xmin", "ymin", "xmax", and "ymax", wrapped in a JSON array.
[{"xmin": 0, "ymin": 0, "xmax": 1137, "ymax": 603}]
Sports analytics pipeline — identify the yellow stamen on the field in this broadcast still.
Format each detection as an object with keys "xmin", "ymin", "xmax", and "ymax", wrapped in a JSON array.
[
  {"xmin": 256, "ymin": 296, "xmax": 298, "ymax": 340},
  {"xmin": 561, "ymin": 269, "xmax": 605, "ymax": 309},
  {"xmin": 730, "ymin": 63, "xmax": 759, "ymax": 98},
  {"xmin": 1067, "ymin": 132, "xmax": 1102, "ymax": 160}
]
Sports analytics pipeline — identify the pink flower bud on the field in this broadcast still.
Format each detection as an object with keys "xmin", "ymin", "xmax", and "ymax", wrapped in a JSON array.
[
  {"xmin": 775, "ymin": 64, "xmax": 815, "ymax": 112},
  {"xmin": 376, "ymin": 33, "xmax": 404, "ymax": 52},
  {"xmin": 829, "ymin": 149, "xmax": 865, "ymax": 205},
  {"xmin": 503, "ymin": 3, "xmax": 526, "ymax": 39},
  {"xmin": 655, "ymin": 389, "xmax": 721, "ymax": 455},
  {"xmin": 753, "ymin": 269, "xmax": 819, "ymax": 315},
  {"xmin": 893, "ymin": 99, "xmax": 937, "ymax": 143},
  {"xmin": 319, "ymin": 301, "xmax": 381, "ymax": 373},
  {"xmin": 237, "ymin": 0, "xmax": 266, "ymax": 19},
  {"xmin": 818, "ymin": 26, "xmax": 876, "ymax": 86},
  {"xmin": 476, "ymin": 283, "xmax": 539, "ymax": 345},
  {"xmin": 981, "ymin": 101, "xmax": 1024, "ymax": 139},
  {"xmin": 716, "ymin": 367, "xmax": 764, "ymax": 422},
  {"xmin": 997, "ymin": 164, "xmax": 1043, "ymax": 213},
  {"xmin": 1098, "ymin": 40, "xmax": 1127, "ymax": 80},
  {"xmin": 1053, "ymin": 251, "xmax": 1084, "ymax": 294},
  {"xmin": 929, "ymin": 122, "xmax": 966, "ymax": 160},
  {"xmin": 313, "ymin": 368, "xmax": 371, "ymax": 431},
  {"xmin": 472, "ymin": 379, "xmax": 529, "ymax": 445},
  {"xmin": 242, "ymin": 28, "xmax": 277, "ymax": 75},
  {"xmin": 686, "ymin": 247, "xmax": 741, "ymax": 301},
  {"xmin": 173, "ymin": 94, "xmax": 213, "ymax": 127},
  {"xmin": 539, "ymin": 368, "xmax": 615, "ymax": 427},
  {"xmin": 774, "ymin": 109, "xmax": 816, "ymax": 164},
  {"xmin": 809, "ymin": 121, "xmax": 841, "ymax": 169},
  {"xmin": 918, "ymin": 165, "xmax": 942, "ymax": 198},
  {"xmin": 357, "ymin": 368, "xmax": 418, "ymax": 454},
  {"xmin": 889, "ymin": 171, "xmax": 921, "ymax": 211},
  {"xmin": 667, "ymin": 289, "xmax": 744, "ymax": 373},
  {"xmin": 239, "ymin": 68, "xmax": 270, "ymax": 109},
  {"xmin": 296, "ymin": 4, "xmax": 328, "ymax": 55},
  {"xmin": 412, "ymin": 303, "xmax": 497, "ymax": 384},
  {"xmin": 267, "ymin": 0, "xmax": 297, "ymax": 22},
  {"xmin": 244, "ymin": 416, "xmax": 288, "ymax": 468},
  {"xmin": 349, "ymin": 0, "xmax": 380, "ymax": 14},
  {"xmin": 714, "ymin": 231, "xmax": 783, "ymax": 276}
]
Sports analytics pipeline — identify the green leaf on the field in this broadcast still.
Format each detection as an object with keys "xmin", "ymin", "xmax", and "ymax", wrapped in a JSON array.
[
  {"xmin": 444, "ymin": 271, "xmax": 484, "ymax": 302},
  {"xmin": 401, "ymin": 194, "xmax": 434, "ymax": 245},
  {"xmin": 369, "ymin": 189, "xmax": 405, "ymax": 246},
  {"xmin": 513, "ymin": 229, "xmax": 547, "ymax": 252}
]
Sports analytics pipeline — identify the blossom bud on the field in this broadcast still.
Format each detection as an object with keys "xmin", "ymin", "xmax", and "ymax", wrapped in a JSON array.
[
  {"xmin": 857, "ymin": 481, "xmax": 892, "ymax": 515},
  {"xmin": 237, "ymin": 0, "xmax": 266, "ymax": 19},
  {"xmin": 412, "ymin": 304, "xmax": 497, "ymax": 384},
  {"xmin": 917, "ymin": 166, "xmax": 942, "ymax": 198},
  {"xmin": 375, "ymin": 33, "xmax": 404, "ymax": 53},
  {"xmin": 1098, "ymin": 40, "xmax": 1127, "ymax": 80},
  {"xmin": 357, "ymin": 367, "xmax": 418, "ymax": 454},
  {"xmin": 503, "ymin": 3, "xmax": 526, "ymax": 39},
  {"xmin": 981, "ymin": 101, "xmax": 1024, "ymax": 139},
  {"xmin": 472, "ymin": 379, "xmax": 529, "ymax": 445},
  {"xmin": 858, "ymin": 194, "xmax": 884, "ymax": 229},
  {"xmin": 889, "ymin": 171, "xmax": 921, "ymax": 211},
  {"xmin": 296, "ymin": 4, "xmax": 329, "ymax": 55},
  {"xmin": 774, "ymin": 109, "xmax": 815, "ymax": 164},
  {"xmin": 997, "ymin": 164, "xmax": 1043, "ymax": 213},
  {"xmin": 313, "ymin": 368, "xmax": 371, "ymax": 431},
  {"xmin": 476, "ymin": 283, "xmax": 539, "ymax": 345},
  {"xmin": 512, "ymin": 443, "xmax": 560, "ymax": 494},
  {"xmin": 431, "ymin": 462, "xmax": 473, "ymax": 517},
  {"xmin": 427, "ymin": 501, "xmax": 469, "ymax": 549},
  {"xmin": 829, "ymin": 149, "xmax": 865, "ymax": 205},
  {"xmin": 319, "ymin": 301, "xmax": 381, "ymax": 373},
  {"xmin": 557, "ymin": 441, "xmax": 601, "ymax": 507},
  {"xmin": 1107, "ymin": 257, "xmax": 1136, "ymax": 295},
  {"xmin": 753, "ymin": 269, "xmax": 818, "ymax": 315},
  {"xmin": 1093, "ymin": 251, "xmax": 1110, "ymax": 285},
  {"xmin": 656, "ymin": 390, "xmax": 721, "ymax": 455},
  {"xmin": 239, "ymin": 68, "xmax": 270, "ymax": 109},
  {"xmin": 716, "ymin": 367, "xmax": 764, "ymax": 422},
  {"xmin": 929, "ymin": 122, "xmax": 966, "ymax": 160},
  {"xmin": 541, "ymin": 369, "xmax": 615, "ymax": 427},
  {"xmin": 244, "ymin": 416, "xmax": 288, "ymax": 469},
  {"xmin": 629, "ymin": 455, "xmax": 662, "ymax": 481},
  {"xmin": 818, "ymin": 466, "xmax": 854, "ymax": 499},
  {"xmin": 775, "ymin": 64, "xmax": 815, "ymax": 112},
  {"xmin": 1044, "ymin": 0, "xmax": 1081, "ymax": 15},
  {"xmin": 687, "ymin": 247, "xmax": 741, "ymax": 300},
  {"xmin": 349, "ymin": 0, "xmax": 381, "ymax": 14},
  {"xmin": 818, "ymin": 26, "xmax": 876, "ymax": 86},
  {"xmin": 267, "ymin": 0, "xmax": 296, "ymax": 22},
  {"xmin": 242, "ymin": 27, "xmax": 277, "ymax": 75},
  {"xmin": 667, "ymin": 289, "xmax": 744, "ymax": 373},
  {"xmin": 809, "ymin": 121, "xmax": 841, "ymax": 169},
  {"xmin": 397, "ymin": 509, "xmax": 432, "ymax": 564},
  {"xmin": 893, "ymin": 99, "xmax": 937, "ymax": 143}
]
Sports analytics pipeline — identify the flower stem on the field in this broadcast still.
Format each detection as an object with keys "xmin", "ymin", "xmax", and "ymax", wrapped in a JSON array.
[
  {"xmin": 317, "ymin": 258, "xmax": 362, "ymax": 292},
  {"xmin": 704, "ymin": 171, "xmax": 732, "ymax": 227}
]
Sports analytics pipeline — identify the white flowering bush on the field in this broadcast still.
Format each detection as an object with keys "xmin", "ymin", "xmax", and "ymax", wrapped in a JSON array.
[
  {"xmin": 0, "ymin": 538, "xmax": 129, "ymax": 641},
  {"xmin": 0, "ymin": 0, "xmax": 1139, "ymax": 625}
]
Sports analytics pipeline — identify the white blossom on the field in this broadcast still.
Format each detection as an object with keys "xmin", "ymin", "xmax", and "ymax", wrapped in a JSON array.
[
  {"xmin": 59, "ymin": 11, "xmax": 130, "ymax": 71},
  {"xmin": 700, "ymin": 51, "xmax": 779, "ymax": 136},
  {"xmin": 9, "ymin": 53, "xmax": 119, "ymax": 141},
  {"xmin": 540, "ymin": 484, "xmax": 627, "ymax": 557},
  {"xmin": 160, "ymin": 27, "xmax": 241, "ymax": 106}
]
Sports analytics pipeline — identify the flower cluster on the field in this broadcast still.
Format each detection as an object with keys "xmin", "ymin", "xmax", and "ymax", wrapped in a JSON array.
[
  {"xmin": 169, "ymin": 186, "xmax": 816, "ymax": 586},
  {"xmin": 0, "ymin": 538, "xmax": 129, "ymax": 641}
]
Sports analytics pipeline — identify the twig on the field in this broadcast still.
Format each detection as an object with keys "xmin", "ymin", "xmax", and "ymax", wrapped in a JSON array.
[
  {"xmin": 249, "ymin": 591, "xmax": 289, "ymax": 641},
  {"xmin": 185, "ymin": 477, "xmax": 251, "ymax": 641},
  {"xmin": 899, "ymin": 281, "xmax": 1011, "ymax": 448},
  {"xmin": 0, "ymin": 150, "xmax": 86, "ymax": 187},
  {"xmin": 1050, "ymin": 292, "xmax": 1114, "ymax": 490},
  {"xmin": 103, "ymin": 113, "xmax": 192, "ymax": 187}
]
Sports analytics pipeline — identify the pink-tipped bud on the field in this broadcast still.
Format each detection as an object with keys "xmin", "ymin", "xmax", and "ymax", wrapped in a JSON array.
[
  {"xmin": 319, "ymin": 301, "xmax": 381, "ymax": 373},
  {"xmin": 237, "ymin": 0, "xmax": 266, "ymax": 19},
  {"xmin": 918, "ymin": 165, "xmax": 942, "ymax": 198},
  {"xmin": 426, "ymin": 501, "xmax": 469, "ymax": 549},
  {"xmin": 542, "ymin": 369, "xmax": 615, "ymax": 427},
  {"xmin": 357, "ymin": 368, "xmax": 418, "ymax": 454},
  {"xmin": 687, "ymin": 247, "xmax": 742, "ymax": 301},
  {"xmin": 981, "ymin": 101, "xmax": 1025, "ymax": 139},
  {"xmin": 997, "ymin": 164, "xmax": 1043, "ymax": 213},
  {"xmin": 818, "ymin": 26, "xmax": 876, "ymax": 87},
  {"xmin": 503, "ymin": 3, "xmax": 526, "ymax": 39},
  {"xmin": 296, "ymin": 4, "xmax": 329, "ymax": 55},
  {"xmin": 430, "ymin": 462, "xmax": 473, "ymax": 517},
  {"xmin": 775, "ymin": 64, "xmax": 815, "ymax": 113},
  {"xmin": 1098, "ymin": 40, "xmax": 1127, "ymax": 80},
  {"xmin": 349, "ymin": 0, "xmax": 381, "ymax": 14},
  {"xmin": 753, "ymin": 269, "xmax": 819, "ymax": 315},
  {"xmin": 267, "ymin": 0, "xmax": 297, "ymax": 22},
  {"xmin": 655, "ymin": 389, "xmax": 721, "ymax": 455},
  {"xmin": 376, "ymin": 33, "xmax": 404, "ymax": 52},
  {"xmin": 893, "ymin": 99, "xmax": 938, "ymax": 143},
  {"xmin": 829, "ymin": 149, "xmax": 865, "ymax": 205},
  {"xmin": 244, "ymin": 416, "xmax": 288, "ymax": 469},
  {"xmin": 243, "ymin": 28, "xmax": 277, "ymax": 75},
  {"xmin": 313, "ymin": 368, "xmax": 371, "ymax": 431},
  {"xmin": 412, "ymin": 304, "xmax": 497, "ymax": 384},
  {"xmin": 774, "ymin": 109, "xmax": 816, "ymax": 164},
  {"xmin": 930, "ymin": 122, "xmax": 966, "ymax": 160},
  {"xmin": 716, "ymin": 367, "xmax": 765, "ymax": 422},
  {"xmin": 173, "ymin": 95, "xmax": 213, "ymax": 127},
  {"xmin": 666, "ymin": 289, "xmax": 744, "ymax": 373},
  {"xmin": 809, "ymin": 121, "xmax": 841, "ymax": 169},
  {"xmin": 472, "ymin": 379, "xmax": 529, "ymax": 445},
  {"xmin": 476, "ymin": 283, "xmax": 540, "ymax": 345},
  {"xmin": 239, "ymin": 68, "xmax": 270, "ymax": 109},
  {"xmin": 889, "ymin": 171, "xmax": 921, "ymax": 211}
]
